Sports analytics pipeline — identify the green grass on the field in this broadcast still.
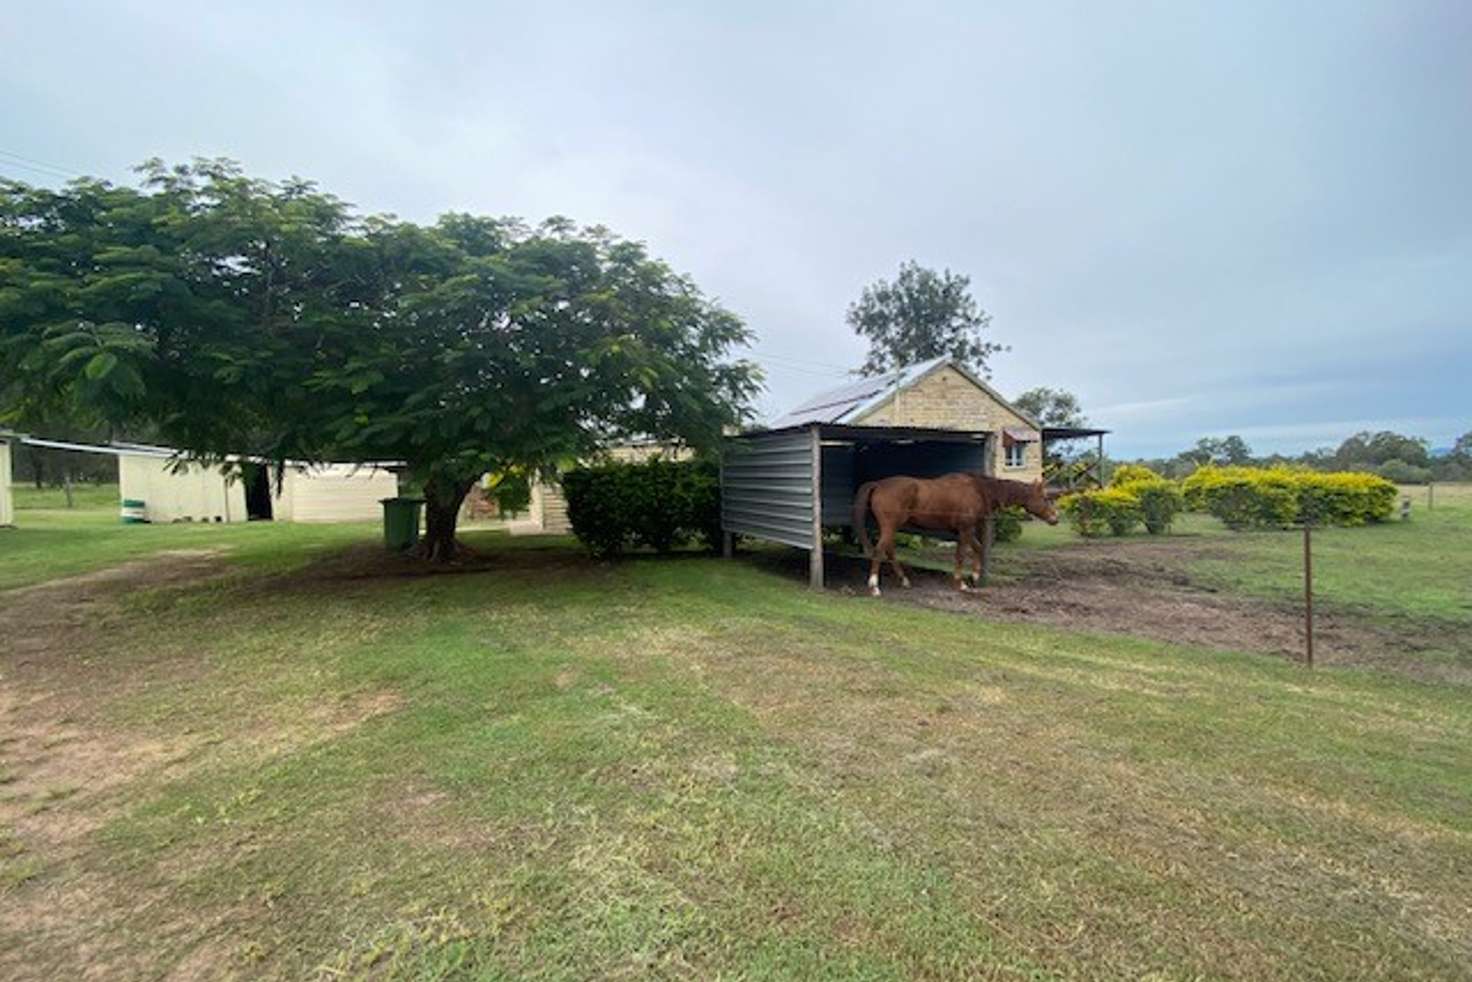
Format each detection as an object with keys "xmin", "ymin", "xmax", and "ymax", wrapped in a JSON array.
[
  {"xmin": 2, "ymin": 510, "xmax": 1471, "ymax": 979},
  {"xmin": 12, "ymin": 481, "xmax": 123, "ymax": 511},
  {"xmin": 1184, "ymin": 484, "xmax": 1472, "ymax": 623},
  {"xmin": 0, "ymin": 503, "xmax": 376, "ymax": 591}
]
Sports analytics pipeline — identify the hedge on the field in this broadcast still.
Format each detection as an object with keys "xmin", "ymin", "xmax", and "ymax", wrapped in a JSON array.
[
  {"xmin": 1109, "ymin": 463, "xmax": 1161, "ymax": 486},
  {"xmin": 1181, "ymin": 465, "xmax": 1395, "ymax": 529},
  {"xmin": 562, "ymin": 458, "xmax": 722, "ymax": 558},
  {"xmin": 1118, "ymin": 478, "xmax": 1186, "ymax": 534},
  {"xmin": 1059, "ymin": 487, "xmax": 1143, "ymax": 537}
]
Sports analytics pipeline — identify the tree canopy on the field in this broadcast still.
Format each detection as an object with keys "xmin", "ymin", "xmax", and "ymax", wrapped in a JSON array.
[
  {"xmin": 1333, "ymin": 430, "xmax": 1431, "ymax": 469},
  {"xmin": 1012, "ymin": 387, "xmax": 1085, "ymax": 428},
  {"xmin": 0, "ymin": 160, "xmax": 761, "ymax": 558},
  {"xmin": 847, "ymin": 261, "xmax": 1004, "ymax": 377}
]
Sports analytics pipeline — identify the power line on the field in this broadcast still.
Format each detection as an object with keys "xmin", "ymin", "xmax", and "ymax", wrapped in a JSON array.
[{"xmin": 0, "ymin": 148, "xmax": 82, "ymax": 181}]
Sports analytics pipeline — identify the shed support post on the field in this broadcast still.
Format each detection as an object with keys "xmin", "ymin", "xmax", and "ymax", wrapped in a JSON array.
[
  {"xmin": 1096, "ymin": 433, "xmax": 1105, "ymax": 486},
  {"xmin": 809, "ymin": 425, "xmax": 824, "ymax": 590},
  {"xmin": 722, "ymin": 531, "xmax": 733, "ymax": 559}
]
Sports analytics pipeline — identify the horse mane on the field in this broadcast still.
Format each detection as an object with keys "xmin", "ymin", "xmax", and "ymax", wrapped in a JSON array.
[{"xmin": 970, "ymin": 474, "xmax": 1036, "ymax": 509}]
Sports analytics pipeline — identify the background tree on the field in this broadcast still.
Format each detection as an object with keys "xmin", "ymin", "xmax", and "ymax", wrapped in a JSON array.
[
  {"xmin": 1333, "ymin": 431, "xmax": 1430, "ymax": 470},
  {"xmin": 1, "ymin": 161, "xmax": 761, "ymax": 560},
  {"xmin": 1454, "ymin": 431, "xmax": 1472, "ymax": 460},
  {"xmin": 1176, "ymin": 435, "xmax": 1254, "ymax": 470},
  {"xmin": 1012, "ymin": 387, "xmax": 1085, "ymax": 428},
  {"xmin": 848, "ymin": 260, "xmax": 1005, "ymax": 377}
]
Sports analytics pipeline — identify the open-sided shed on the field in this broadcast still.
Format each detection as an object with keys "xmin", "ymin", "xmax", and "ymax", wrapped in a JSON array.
[{"xmin": 721, "ymin": 422, "xmax": 993, "ymax": 588}]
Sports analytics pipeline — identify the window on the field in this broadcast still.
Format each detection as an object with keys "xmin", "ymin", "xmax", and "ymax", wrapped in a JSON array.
[{"xmin": 1005, "ymin": 441, "xmax": 1027, "ymax": 468}]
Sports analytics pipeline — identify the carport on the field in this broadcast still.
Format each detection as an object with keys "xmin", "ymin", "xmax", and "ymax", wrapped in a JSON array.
[{"xmin": 721, "ymin": 422, "xmax": 994, "ymax": 588}]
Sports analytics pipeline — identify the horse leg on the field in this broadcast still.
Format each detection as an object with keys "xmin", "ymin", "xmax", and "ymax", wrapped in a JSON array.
[
  {"xmin": 953, "ymin": 531, "xmax": 970, "ymax": 591},
  {"xmin": 886, "ymin": 532, "xmax": 911, "ymax": 589},
  {"xmin": 968, "ymin": 527, "xmax": 984, "ymax": 586},
  {"xmin": 868, "ymin": 517, "xmax": 891, "ymax": 596}
]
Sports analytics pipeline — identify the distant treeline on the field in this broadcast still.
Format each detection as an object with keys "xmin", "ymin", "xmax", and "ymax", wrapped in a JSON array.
[{"xmin": 1124, "ymin": 430, "xmax": 1471, "ymax": 485}]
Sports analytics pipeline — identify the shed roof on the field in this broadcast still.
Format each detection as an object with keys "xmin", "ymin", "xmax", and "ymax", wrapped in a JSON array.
[{"xmin": 768, "ymin": 356, "xmax": 1041, "ymax": 430}]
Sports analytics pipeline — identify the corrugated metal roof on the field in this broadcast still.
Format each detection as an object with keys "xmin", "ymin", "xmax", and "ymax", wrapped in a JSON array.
[{"xmin": 769, "ymin": 356, "xmax": 949, "ymax": 428}]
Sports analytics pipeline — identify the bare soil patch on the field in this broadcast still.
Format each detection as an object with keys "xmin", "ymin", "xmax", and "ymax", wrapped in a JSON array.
[{"xmin": 759, "ymin": 539, "xmax": 1470, "ymax": 684}]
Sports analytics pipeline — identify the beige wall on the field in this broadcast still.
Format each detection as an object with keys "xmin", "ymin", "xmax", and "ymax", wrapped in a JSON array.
[
  {"xmin": 119, "ymin": 455, "xmax": 247, "ymax": 524},
  {"xmin": 0, "ymin": 440, "xmax": 13, "ymax": 527},
  {"xmin": 851, "ymin": 365, "xmax": 1043, "ymax": 481},
  {"xmin": 539, "ymin": 480, "xmax": 572, "ymax": 534},
  {"xmin": 273, "ymin": 464, "xmax": 398, "ymax": 523}
]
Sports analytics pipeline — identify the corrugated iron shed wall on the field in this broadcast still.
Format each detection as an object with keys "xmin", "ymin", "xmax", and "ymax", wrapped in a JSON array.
[{"xmin": 720, "ymin": 428, "xmax": 815, "ymax": 548}]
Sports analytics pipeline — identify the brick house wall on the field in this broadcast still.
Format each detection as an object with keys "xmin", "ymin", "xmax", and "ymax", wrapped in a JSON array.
[{"xmin": 850, "ymin": 365, "xmax": 1043, "ymax": 481}]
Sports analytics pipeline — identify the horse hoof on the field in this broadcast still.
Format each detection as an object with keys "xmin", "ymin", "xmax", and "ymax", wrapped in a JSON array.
[
  {"xmin": 870, "ymin": 586, "xmax": 882, "ymax": 597},
  {"xmin": 958, "ymin": 583, "xmax": 971, "ymax": 593},
  {"xmin": 901, "ymin": 577, "xmax": 912, "ymax": 589}
]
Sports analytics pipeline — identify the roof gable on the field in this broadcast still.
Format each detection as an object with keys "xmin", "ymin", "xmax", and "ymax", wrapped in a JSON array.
[{"xmin": 769, "ymin": 356, "xmax": 1039, "ymax": 430}]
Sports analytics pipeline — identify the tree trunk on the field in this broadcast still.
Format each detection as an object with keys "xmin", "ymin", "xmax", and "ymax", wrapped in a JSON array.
[{"xmin": 418, "ymin": 475, "xmax": 477, "ymax": 563}]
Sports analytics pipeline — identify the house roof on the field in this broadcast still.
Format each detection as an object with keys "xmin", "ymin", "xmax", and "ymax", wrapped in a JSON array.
[{"xmin": 769, "ymin": 356, "xmax": 1041, "ymax": 430}]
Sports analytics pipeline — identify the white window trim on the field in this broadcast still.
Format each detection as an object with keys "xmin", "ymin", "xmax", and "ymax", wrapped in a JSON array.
[{"xmin": 1004, "ymin": 442, "xmax": 1027, "ymax": 469}]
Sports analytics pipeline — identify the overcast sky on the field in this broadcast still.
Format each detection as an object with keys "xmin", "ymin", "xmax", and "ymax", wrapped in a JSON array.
[{"xmin": 5, "ymin": 1, "xmax": 1468, "ymax": 456}]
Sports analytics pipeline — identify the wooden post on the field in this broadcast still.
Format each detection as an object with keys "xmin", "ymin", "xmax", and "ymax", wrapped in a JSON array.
[
  {"xmin": 1428, "ymin": 482, "xmax": 1434, "ymax": 510},
  {"xmin": 1303, "ymin": 523, "xmax": 1314, "ymax": 669},
  {"xmin": 722, "ymin": 531, "xmax": 734, "ymax": 558},
  {"xmin": 1096, "ymin": 432, "xmax": 1105, "ymax": 487},
  {"xmin": 809, "ymin": 425, "xmax": 824, "ymax": 590}
]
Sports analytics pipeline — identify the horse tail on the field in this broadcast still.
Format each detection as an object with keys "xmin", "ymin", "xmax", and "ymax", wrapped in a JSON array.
[{"xmin": 852, "ymin": 481, "xmax": 879, "ymax": 556}]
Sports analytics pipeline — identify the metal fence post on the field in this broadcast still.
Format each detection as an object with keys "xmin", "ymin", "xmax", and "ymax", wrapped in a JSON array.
[{"xmin": 1303, "ymin": 523, "xmax": 1314, "ymax": 669}]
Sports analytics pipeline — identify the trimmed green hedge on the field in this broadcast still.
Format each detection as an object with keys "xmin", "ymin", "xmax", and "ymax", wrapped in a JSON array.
[
  {"xmin": 1059, "ymin": 487, "xmax": 1143, "ymax": 537},
  {"xmin": 562, "ymin": 458, "xmax": 721, "ymax": 558},
  {"xmin": 1062, "ymin": 478, "xmax": 1183, "ymax": 537},
  {"xmin": 1120, "ymin": 479, "xmax": 1186, "ymax": 534},
  {"xmin": 1182, "ymin": 466, "xmax": 1395, "ymax": 529}
]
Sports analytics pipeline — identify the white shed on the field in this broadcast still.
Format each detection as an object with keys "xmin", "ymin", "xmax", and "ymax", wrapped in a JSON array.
[
  {"xmin": 0, "ymin": 433, "xmax": 15, "ymax": 527},
  {"xmin": 118, "ymin": 450, "xmax": 247, "ymax": 524},
  {"xmin": 270, "ymin": 463, "xmax": 398, "ymax": 522}
]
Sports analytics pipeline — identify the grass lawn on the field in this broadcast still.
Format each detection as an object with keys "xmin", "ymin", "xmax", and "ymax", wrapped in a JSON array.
[{"xmin": 1, "ymin": 497, "xmax": 1470, "ymax": 979}]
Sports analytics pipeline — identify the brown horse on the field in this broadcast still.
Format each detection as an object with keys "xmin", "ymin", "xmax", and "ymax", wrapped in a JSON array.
[{"xmin": 852, "ymin": 474, "xmax": 1059, "ymax": 595}]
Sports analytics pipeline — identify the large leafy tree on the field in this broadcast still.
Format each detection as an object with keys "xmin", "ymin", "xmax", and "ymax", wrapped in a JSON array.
[
  {"xmin": 1334, "ymin": 430, "xmax": 1430, "ymax": 469},
  {"xmin": 848, "ymin": 260, "xmax": 1005, "ymax": 377},
  {"xmin": 1, "ymin": 160, "xmax": 760, "ymax": 560}
]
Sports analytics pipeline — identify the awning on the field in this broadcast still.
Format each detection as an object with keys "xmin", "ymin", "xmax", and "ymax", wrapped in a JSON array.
[{"xmin": 1002, "ymin": 427, "xmax": 1041, "ymax": 447}]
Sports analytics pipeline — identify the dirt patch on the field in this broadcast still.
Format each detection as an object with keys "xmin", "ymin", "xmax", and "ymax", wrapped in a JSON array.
[{"xmin": 760, "ymin": 542, "xmax": 1471, "ymax": 684}]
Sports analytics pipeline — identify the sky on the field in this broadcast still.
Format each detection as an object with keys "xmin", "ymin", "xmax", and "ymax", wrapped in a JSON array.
[{"xmin": 4, "ymin": 1, "xmax": 1468, "ymax": 457}]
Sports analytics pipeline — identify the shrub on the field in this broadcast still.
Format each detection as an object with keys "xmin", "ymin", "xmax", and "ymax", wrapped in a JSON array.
[
  {"xmin": 562, "ymin": 458, "xmax": 721, "ymax": 557},
  {"xmin": 1060, "ymin": 488, "xmax": 1142, "ymax": 537},
  {"xmin": 1118, "ymin": 478, "xmax": 1185, "ymax": 534},
  {"xmin": 1181, "ymin": 465, "xmax": 1395, "ymax": 529},
  {"xmin": 991, "ymin": 505, "xmax": 1024, "ymax": 543},
  {"xmin": 1109, "ymin": 463, "xmax": 1160, "ymax": 486}
]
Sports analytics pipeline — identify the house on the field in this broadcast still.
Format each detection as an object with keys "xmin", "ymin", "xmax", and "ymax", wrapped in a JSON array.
[{"xmin": 771, "ymin": 356, "xmax": 1045, "ymax": 481}]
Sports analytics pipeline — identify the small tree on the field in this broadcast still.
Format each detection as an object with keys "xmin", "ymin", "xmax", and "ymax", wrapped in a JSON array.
[{"xmin": 848, "ymin": 261, "xmax": 1005, "ymax": 377}]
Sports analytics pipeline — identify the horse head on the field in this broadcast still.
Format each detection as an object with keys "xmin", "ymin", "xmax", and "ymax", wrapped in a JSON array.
[{"xmin": 1024, "ymin": 478, "xmax": 1060, "ymax": 525}]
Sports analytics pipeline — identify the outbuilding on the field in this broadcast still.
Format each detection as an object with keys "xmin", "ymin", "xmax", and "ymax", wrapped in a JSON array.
[
  {"xmin": 0, "ymin": 431, "xmax": 15, "ymax": 528},
  {"xmin": 722, "ymin": 422, "xmax": 993, "ymax": 588},
  {"xmin": 722, "ymin": 356, "xmax": 1106, "ymax": 588},
  {"xmin": 16, "ymin": 437, "xmax": 399, "ymax": 525}
]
